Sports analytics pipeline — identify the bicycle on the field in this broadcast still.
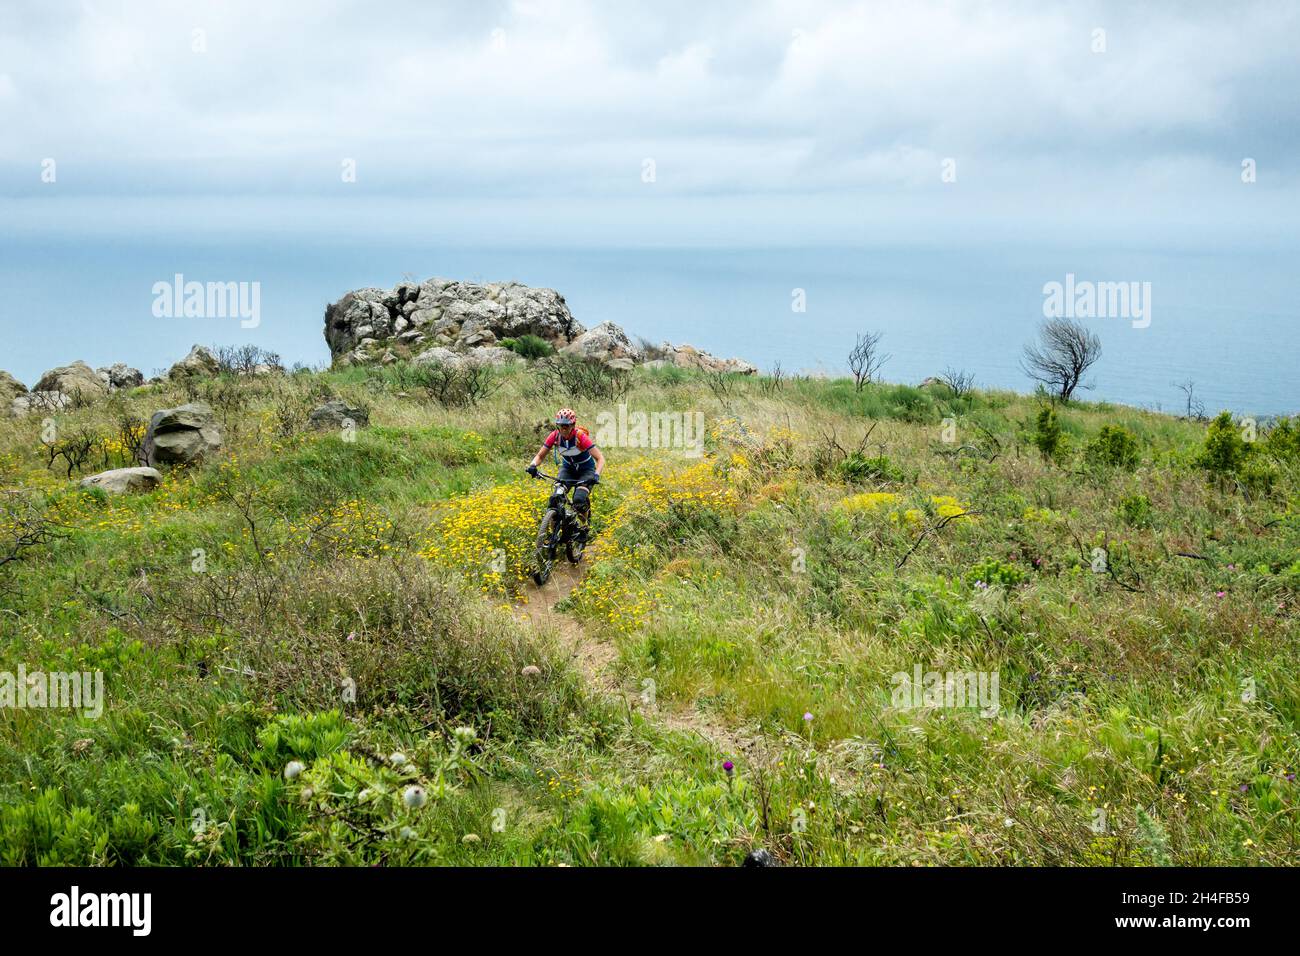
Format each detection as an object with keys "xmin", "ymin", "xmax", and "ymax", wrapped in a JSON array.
[{"xmin": 529, "ymin": 470, "xmax": 595, "ymax": 585}]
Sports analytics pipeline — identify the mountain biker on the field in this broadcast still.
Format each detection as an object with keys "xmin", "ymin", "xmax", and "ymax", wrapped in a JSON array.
[{"xmin": 527, "ymin": 407, "xmax": 605, "ymax": 530}]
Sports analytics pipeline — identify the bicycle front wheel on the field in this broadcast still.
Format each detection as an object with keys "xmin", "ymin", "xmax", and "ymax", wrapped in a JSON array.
[{"xmin": 532, "ymin": 509, "xmax": 560, "ymax": 585}]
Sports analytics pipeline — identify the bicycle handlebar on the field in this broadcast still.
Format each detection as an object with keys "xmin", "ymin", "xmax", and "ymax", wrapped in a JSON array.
[{"xmin": 531, "ymin": 470, "xmax": 597, "ymax": 485}]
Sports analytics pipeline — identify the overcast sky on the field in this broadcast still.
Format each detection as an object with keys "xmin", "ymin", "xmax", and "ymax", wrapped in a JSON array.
[{"xmin": 2, "ymin": 0, "xmax": 1299, "ymax": 244}]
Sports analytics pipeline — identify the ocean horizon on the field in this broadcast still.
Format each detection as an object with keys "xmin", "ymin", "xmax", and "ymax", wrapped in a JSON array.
[{"xmin": 2, "ymin": 237, "xmax": 1295, "ymax": 417}]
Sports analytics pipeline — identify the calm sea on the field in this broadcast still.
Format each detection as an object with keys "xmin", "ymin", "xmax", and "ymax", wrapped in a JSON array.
[{"xmin": 1, "ymin": 239, "xmax": 1295, "ymax": 416}]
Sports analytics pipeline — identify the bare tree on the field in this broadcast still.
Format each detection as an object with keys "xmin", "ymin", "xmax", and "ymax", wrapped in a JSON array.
[
  {"xmin": 848, "ymin": 332, "xmax": 890, "ymax": 392},
  {"xmin": 759, "ymin": 360, "xmax": 786, "ymax": 396},
  {"xmin": 214, "ymin": 344, "xmax": 283, "ymax": 376},
  {"xmin": 940, "ymin": 367, "xmax": 977, "ymax": 398},
  {"xmin": 44, "ymin": 428, "xmax": 104, "ymax": 478},
  {"xmin": 1173, "ymin": 379, "xmax": 1205, "ymax": 421},
  {"xmin": 1021, "ymin": 318, "xmax": 1101, "ymax": 402},
  {"xmin": 1, "ymin": 494, "xmax": 63, "ymax": 571}
]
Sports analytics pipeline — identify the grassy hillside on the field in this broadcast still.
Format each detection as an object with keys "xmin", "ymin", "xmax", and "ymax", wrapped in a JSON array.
[{"xmin": 1, "ymin": 358, "xmax": 1298, "ymax": 865}]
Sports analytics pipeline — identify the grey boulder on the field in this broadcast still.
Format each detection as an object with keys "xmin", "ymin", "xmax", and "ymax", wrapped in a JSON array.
[
  {"xmin": 143, "ymin": 402, "xmax": 224, "ymax": 466},
  {"xmin": 98, "ymin": 363, "xmax": 145, "ymax": 391},
  {"xmin": 168, "ymin": 345, "xmax": 220, "ymax": 380},
  {"xmin": 308, "ymin": 400, "xmax": 370, "ymax": 430},
  {"xmin": 34, "ymin": 361, "xmax": 107, "ymax": 400},
  {"xmin": 78, "ymin": 467, "xmax": 162, "ymax": 494},
  {"xmin": 561, "ymin": 321, "xmax": 643, "ymax": 367}
]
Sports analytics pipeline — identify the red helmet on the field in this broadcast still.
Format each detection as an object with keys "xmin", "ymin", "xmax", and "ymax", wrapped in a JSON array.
[{"xmin": 555, "ymin": 408, "xmax": 576, "ymax": 425}]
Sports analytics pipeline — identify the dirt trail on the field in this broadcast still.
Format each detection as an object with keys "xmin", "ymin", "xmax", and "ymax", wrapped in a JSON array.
[{"xmin": 511, "ymin": 561, "xmax": 755, "ymax": 759}]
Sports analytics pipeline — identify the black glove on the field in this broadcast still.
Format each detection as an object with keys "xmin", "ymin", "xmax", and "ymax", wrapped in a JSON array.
[
  {"xmin": 590, "ymin": 473, "xmax": 601, "ymax": 484},
  {"xmin": 526, "ymin": 464, "xmax": 538, "ymax": 477}
]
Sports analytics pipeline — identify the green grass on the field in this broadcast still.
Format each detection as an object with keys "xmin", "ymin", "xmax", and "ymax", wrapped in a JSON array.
[{"xmin": 1, "ymin": 363, "xmax": 1297, "ymax": 865}]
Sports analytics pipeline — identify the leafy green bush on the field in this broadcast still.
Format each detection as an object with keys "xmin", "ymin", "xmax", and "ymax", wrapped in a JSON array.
[
  {"xmin": 501, "ymin": 334, "xmax": 555, "ymax": 359},
  {"xmin": 1282, "ymin": 559, "xmax": 1300, "ymax": 588},
  {"xmin": 838, "ymin": 453, "xmax": 903, "ymax": 484},
  {"xmin": 1262, "ymin": 417, "xmax": 1300, "ymax": 461},
  {"xmin": 1085, "ymin": 424, "xmax": 1140, "ymax": 470},
  {"xmin": 1033, "ymin": 407, "xmax": 1062, "ymax": 460},
  {"xmin": 1195, "ymin": 411, "xmax": 1250, "ymax": 476},
  {"xmin": 967, "ymin": 558, "xmax": 1028, "ymax": 590},
  {"xmin": 1119, "ymin": 493, "xmax": 1153, "ymax": 528}
]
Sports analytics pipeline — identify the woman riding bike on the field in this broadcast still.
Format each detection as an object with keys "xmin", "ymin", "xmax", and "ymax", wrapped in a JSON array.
[{"xmin": 526, "ymin": 408, "xmax": 605, "ymax": 529}]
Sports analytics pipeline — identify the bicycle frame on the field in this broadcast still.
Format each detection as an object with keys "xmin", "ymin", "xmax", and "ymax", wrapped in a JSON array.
[{"xmin": 531, "ymin": 470, "xmax": 591, "ymax": 515}]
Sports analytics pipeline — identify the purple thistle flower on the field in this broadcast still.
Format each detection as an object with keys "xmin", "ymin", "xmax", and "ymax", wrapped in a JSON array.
[{"xmin": 723, "ymin": 760, "xmax": 734, "ymax": 774}]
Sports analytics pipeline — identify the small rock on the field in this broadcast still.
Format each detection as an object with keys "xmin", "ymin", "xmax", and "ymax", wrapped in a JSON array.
[
  {"xmin": 308, "ymin": 400, "xmax": 370, "ymax": 430},
  {"xmin": 78, "ymin": 467, "xmax": 162, "ymax": 494}
]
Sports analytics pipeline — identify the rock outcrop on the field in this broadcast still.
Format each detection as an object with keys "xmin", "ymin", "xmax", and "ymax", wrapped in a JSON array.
[
  {"xmin": 98, "ymin": 364, "xmax": 144, "ymax": 391},
  {"xmin": 142, "ymin": 403, "xmax": 224, "ymax": 466},
  {"xmin": 411, "ymin": 346, "xmax": 521, "ymax": 370},
  {"xmin": 0, "ymin": 371, "xmax": 26, "ymax": 405},
  {"xmin": 655, "ymin": 343, "xmax": 758, "ymax": 375},
  {"xmin": 324, "ymin": 278, "xmax": 584, "ymax": 365},
  {"xmin": 324, "ymin": 276, "xmax": 757, "ymax": 376},
  {"xmin": 78, "ymin": 467, "xmax": 162, "ymax": 494},
  {"xmin": 34, "ymin": 361, "xmax": 107, "ymax": 400},
  {"xmin": 168, "ymin": 345, "xmax": 221, "ymax": 380},
  {"xmin": 10, "ymin": 391, "xmax": 71, "ymax": 417},
  {"xmin": 561, "ymin": 321, "xmax": 643, "ymax": 370}
]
